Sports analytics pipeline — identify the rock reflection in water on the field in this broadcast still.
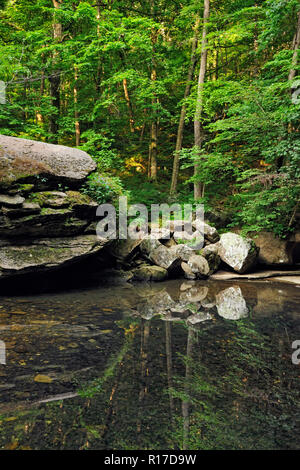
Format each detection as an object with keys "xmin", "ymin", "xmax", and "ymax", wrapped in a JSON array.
[
  {"xmin": 216, "ymin": 286, "xmax": 249, "ymax": 320},
  {"xmin": 133, "ymin": 281, "xmax": 251, "ymax": 325}
]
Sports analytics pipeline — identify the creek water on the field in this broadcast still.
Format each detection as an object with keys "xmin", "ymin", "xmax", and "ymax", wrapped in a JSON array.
[{"xmin": 0, "ymin": 278, "xmax": 299, "ymax": 450}]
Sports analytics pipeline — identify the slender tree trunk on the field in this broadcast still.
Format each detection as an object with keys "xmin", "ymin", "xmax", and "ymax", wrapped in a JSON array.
[
  {"xmin": 288, "ymin": 9, "xmax": 300, "ymax": 81},
  {"xmin": 74, "ymin": 66, "xmax": 80, "ymax": 146},
  {"xmin": 284, "ymin": 9, "xmax": 300, "ymax": 168},
  {"xmin": 253, "ymin": 3, "xmax": 259, "ymax": 77},
  {"xmin": 36, "ymin": 51, "xmax": 45, "ymax": 126},
  {"xmin": 49, "ymin": 0, "xmax": 62, "ymax": 143},
  {"xmin": 95, "ymin": 3, "xmax": 102, "ymax": 96},
  {"xmin": 170, "ymin": 17, "xmax": 200, "ymax": 195},
  {"xmin": 123, "ymin": 78, "xmax": 135, "ymax": 133},
  {"xmin": 119, "ymin": 50, "xmax": 135, "ymax": 133},
  {"xmin": 148, "ymin": 57, "xmax": 158, "ymax": 180},
  {"xmin": 148, "ymin": 1, "xmax": 158, "ymax": 180},
  {"xmin": 194, "ymin": 0, "xmax": 210, "ymax": 200}
]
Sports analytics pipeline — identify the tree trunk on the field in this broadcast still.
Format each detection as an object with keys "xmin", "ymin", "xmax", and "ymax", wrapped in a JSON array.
[
  {"xmin": 194, "ymin": 0, "xmax": 210, "ymax": 200},
  {"xmin": 288, "ymin": 9, "xmax": 300, "ymax": 82},
  {"xmin": 49, "ymin": 0, "xmax": 62, "ymax": 143},
  {"xmin": 119, "ymin": 50, "xmax": 135, "ymax": 133},
  {"xmin": 123, "ymin": 78, "xmax": 135, "ymax": 133},
  {"xmin": 148, "ymin": 43, "xmax": 158, "ymax": 180},
  {"xmin": 74, "ymin": 66, "xmax": 80, "ymax": 146},
  {"xmin": 95, "ymin": 3, "xmax": 102, "ymax": 96},
  {"xmin": 170, "ymin": 17, "xmax": 200, "ymax": 195}
]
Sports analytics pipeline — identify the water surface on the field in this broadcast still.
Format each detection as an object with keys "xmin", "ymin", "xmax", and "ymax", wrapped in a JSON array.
[{"xmin": 0, "ymin": 279, "xmax": 299, "ymax": 450}]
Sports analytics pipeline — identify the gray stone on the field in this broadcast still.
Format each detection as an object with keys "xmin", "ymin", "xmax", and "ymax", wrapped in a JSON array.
[
  {"xmin": 148, "ymin": 244, "xmax": 182, "ymax": 271},
  {"xmin": 218, "ymin": 232, "xmax": 259, "ymax": 273},
  {"xmin": 0, "ymin": 194, "xmax": 25, "ymax": 207},
  {"xmin": 181, "ymin": 261, "xmax": 196, "ymax": 280},
  {"xmin": 185, "ymin": 254, "xmax": 210, "ymax": 278},
  {"xmin": 132, "ymin": 265, "xmax": 168, "ymax": 282},
  {"xmin": 139, "ymin": 237, "xmax": 161, "ymax": 256},
  {"xmin": 108, "ymin": 238, "xmax": 144, "ymax": 262},
  {"xmin": 169, "ymin": 244, "xmax": 194, "ymax": 262},
  {"xmin": 0, "ymin": 134, "xmax": 96, "ymax": 186},
  {"xmin": 200, "ymin": 247, "xmax": 221, "ymax": 274},
  {"xmin": 150, "ymin": 227, "xmax": 172, "ymax": 241},
  {"xmin": 192, "ymin": 221, "xmax": 220, "ymax": 243}
]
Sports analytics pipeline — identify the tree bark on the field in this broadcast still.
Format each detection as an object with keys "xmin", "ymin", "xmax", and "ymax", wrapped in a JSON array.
[
  {"xmin": 194, "ymin": 0, "xmax": 210, "ymax": 200},
  {"xmin": 119, "ymin": 50, "xmax": 135, "ymax": 133},
  {"xmin": 148, "ymin": 36, "xmax": 158, "ymax": 180},
  {"xmin": 123, "ymin": 78, "xmax": 135, "ymax": 133},
  {"xmin": 170, "ymin": 17, "xmax": 200, "ymax": 195},
  {"xmin": 74, "ymin": 66, "xmax": 80, "ymax": 146},
  {"xmin": 288, "ymin": 9, "xmax": 300, "ymax": 82},
  {"xmin": 49, "ymin": 0, "xmax": 62, "ymax": 143}
]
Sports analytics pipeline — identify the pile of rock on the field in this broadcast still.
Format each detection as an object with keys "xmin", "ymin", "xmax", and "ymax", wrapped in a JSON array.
[
  {"xmin": 107, "ymin": 221, "xmax": 260, "ymax": 282},
  {"xmin": 3, "ymin": 135, "xmax": 297, "ymax": 285}
]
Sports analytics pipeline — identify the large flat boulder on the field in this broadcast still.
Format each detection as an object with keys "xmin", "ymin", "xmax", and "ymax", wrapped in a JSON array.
[
  {"xmin": 0, "ymin": 235, "xmax": 109, "ymax": 278},
  {"xmin": 0, "ymin": 135, "xmax": 96, "ymax": 187}
]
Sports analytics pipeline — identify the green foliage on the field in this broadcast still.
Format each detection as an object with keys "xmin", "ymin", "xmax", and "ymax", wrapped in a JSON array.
[
  {"xmin": 79, "ymin": 131, "xmax": 119, "ymax": 171},
  {"xmin": 0, "ymin": 0, "xmax": 299, "ymax": 237},
  {"xmin": 82, "ymin": 173, "xmax": 124, "ymax": 205},
  {"xmin": 230, "ymin": 170, "xmax": 300, "ymax": 236}
]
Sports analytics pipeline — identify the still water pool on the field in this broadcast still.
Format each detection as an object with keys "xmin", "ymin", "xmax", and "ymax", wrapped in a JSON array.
[{"xmin": 0, "ymin": 279, "xmax": 299, "ymax": 450}]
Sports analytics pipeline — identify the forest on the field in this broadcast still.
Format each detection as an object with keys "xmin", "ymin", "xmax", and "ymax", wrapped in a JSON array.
[{"xmin": 0, "ymin": 0, "xmax": 299, "ymax": 237}]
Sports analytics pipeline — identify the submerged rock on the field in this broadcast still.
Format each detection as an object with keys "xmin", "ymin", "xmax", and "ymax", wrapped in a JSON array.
[
  {"xmin": 218, "ymin": 232, "xmax": 259, "ymax": 273},
  {"xmin": 187, "ymin": 312, "xmax": 212, "ymax": 325},
  {"xmin": 180, "ymin": 285, "xmax": 209, "ymax": 302}
]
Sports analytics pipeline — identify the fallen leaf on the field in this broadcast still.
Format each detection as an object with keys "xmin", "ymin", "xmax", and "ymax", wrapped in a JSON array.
[{"xmin": 34, "ymin": 374, "xmax": 53, "ymax": 384}]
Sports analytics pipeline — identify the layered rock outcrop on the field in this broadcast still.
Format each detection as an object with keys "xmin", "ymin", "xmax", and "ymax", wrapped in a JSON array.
[{"xmin": 0, "ymin": 135, "xmax": 109, "ymax": 279}]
